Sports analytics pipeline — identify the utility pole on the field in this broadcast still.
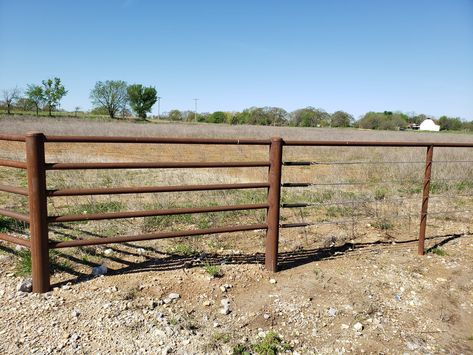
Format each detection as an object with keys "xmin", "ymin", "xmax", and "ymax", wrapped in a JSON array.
[
  {"xmin": 193, "ymin": 98, "xmax": 199, "ymax": 121},
  {"xmin": 157, "ymin": 97, "xmax": 162, "ymax": 120}
]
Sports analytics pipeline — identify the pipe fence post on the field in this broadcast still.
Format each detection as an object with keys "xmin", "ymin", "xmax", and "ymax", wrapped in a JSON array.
[
  {"xmin": 26, "ymin": 132, "xmax": 50, "ymax": 292},
  {"xmin": 265, "ymin": 137, "xmax": 283, "ymax": 272},
  {"xmin": 418, "ymin": 145, "xmax": 434, "ymax": 255}
]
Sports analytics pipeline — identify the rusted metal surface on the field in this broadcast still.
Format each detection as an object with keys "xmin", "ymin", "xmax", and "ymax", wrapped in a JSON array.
[
  {"xmin": 45, "ymin": 161, "xmax": 270, "ymax": 170},
  {"xmin": 0, "ymin": 184, "xmax": 29, "ymax": 196},
  {"xmin": 283, "ymin": 140, "xmax": 473, "ymax": 148},
  {"xmin": 0, "ymin": 208, "xmax": 30, "ymax": 222},
  {"xmin": 265, "ymin": 137, "xmax": 283, "ymax": 272},
  {"xmin": 0, "ymin": 232, "xmax": 31, "ymax": 248},
  {"xmin": 50, "ymin": 223, "xmax": 268, "ymax": 248},
  {"xmin": 26, "ymin": 132, "xmax": 50, "ymax": 293},
  {"xmin": 0, "ymin": 134, "xmax": 26, "ymax": 142},
  {"xmin": 418, "ymin": 145, "xmax": 434, "ymax": 255},
  {"xmin": 47, "ymin": 182, "xmax": 270, "ymax": 197},
  {"xmin": 48, "ymin": 203, "xmax": 269, "ymax": 223},
  {"xmin": 0, "ymin": 159, "xmax": 27, "ymax": 169},
  {"xmin": 45, "ymin": 135, "xmax": 272, "ymax": 145}
]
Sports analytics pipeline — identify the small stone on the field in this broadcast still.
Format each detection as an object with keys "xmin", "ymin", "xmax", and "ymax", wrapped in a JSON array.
[
  {"xmin": 258, "ymin": 331, "xmax": 266, "ymax": 338},
  {"xmin": 168, "ymin": 293, "xmax": 180, "ymax": 300},
  {"xmin": 269, "ymin": 278, "xmax": 277, "ymax": 284},
  {"xmin": 263, "ymin": 313, "xmax": 270, "ymax": 320},
  {"xmin": 353, "ymin": 322, "xmax": 363, "ymax": 332},
  {"xmin": 17, "ymin": 279, "xmax": 32, "ymax": 293},
  {"xmin": 341, "ymin": 324, "xmax": 349, "ymax": 329},
  {"xmin": 213, "ymin": 322, "xmax": 220, "ymax": 328},
  {"xmin": 221, "ymin": 298, "xmax": 230, "ymax": 307},
  {"xmin": 71, "ymin": 310, "xmax": 80, "ymax": 317},
  {"xmin": 92, "ymin": 265, "xmax": 107, "ymax": 276},
  {"xmin": 327, "ymin": 307, "xmax": 337, "ymax": 317},
  {"xmin": 219, "ymin": 307, "xmax": 231, "ymax": 315},
  {"xmin": 103, "ymin": 249, "xmax": 113, "ymax": 256},
  {"xmin": 202, "ymin": 300, "xmax": 212, "ymax": 307}
]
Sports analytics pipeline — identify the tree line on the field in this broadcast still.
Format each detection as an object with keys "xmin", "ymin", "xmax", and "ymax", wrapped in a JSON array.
[{"xmin": 2, "ymin": 79, "xmax": 472, "ymax": 131}]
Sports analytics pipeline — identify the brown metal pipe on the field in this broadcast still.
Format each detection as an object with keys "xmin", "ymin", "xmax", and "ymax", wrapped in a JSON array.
[
  {"xmin": 48, "ymin": 203, "xmax": 269, "ymax": 223},
  {"xmin": 45, "ymin": 161, "xmax": 270, "ymax": 170},
  {"xmin": 265, "ymin": 137, "xmax": 283, "ymax": 272},
  {"xmin": 0, "ymin": 159, "xmax": 27, "ymax": 169},
  {"xmin": 0, "ymin": 184, "xmax": 29, "ymax": 196},
  {"xmin": 50, "ymin": 223, "xmax": 268, "ymax": 248},
  {"xmin": 0, "ymin": 208, "xmax": 30, "ymax": 223},
  {"xmin": 47, "ymin": 182, "xmax": 270, "ymax": 197},
  {"xmin": 44, "ymin": 135, "xmax": 271, "ymax": 145},
  {"xmin": 283, "ymin": 140, "xmax": 473, "ymax": 148},
  {"xmin": 0, "ymin": 134, "xmax": 26, "ymax": 142},
  {"xmin": 418, "ymin": 145, "xmax": 434, "ymax": 255},
  {"xmin": 0, "ymin": 232, "xmax": 31, "ymax": 248},
  {"xmin": 26, "ymin": 132, "xmax": 50, "ymax": 293}
]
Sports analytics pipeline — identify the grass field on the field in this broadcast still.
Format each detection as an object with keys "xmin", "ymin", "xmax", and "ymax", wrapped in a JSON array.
[{"xmin": 1, "ymin": 116, "xmax": 472, "ymax": 266}]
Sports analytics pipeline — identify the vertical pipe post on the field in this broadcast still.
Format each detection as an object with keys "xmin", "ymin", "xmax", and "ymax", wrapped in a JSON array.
[
  {"xmin": 418, "ymin": 145, "xmax": 434, "ymax": 255},
  {"xmin": 265, "ymin": 137, "xmax": 283, "ymax": 272},
  {"xmin": 26, "ymin": 132, "xmax": 50, "ymax": 292}
]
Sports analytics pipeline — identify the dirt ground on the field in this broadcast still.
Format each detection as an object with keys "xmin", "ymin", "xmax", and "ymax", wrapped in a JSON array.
[{"xmin": 0, "ymin": 226, "xmax": 472, "ymax": 354}]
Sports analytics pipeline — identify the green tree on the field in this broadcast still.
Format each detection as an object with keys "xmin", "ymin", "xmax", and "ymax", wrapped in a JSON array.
[
  {"xmin": 127, "ymin": 84, "xmax": 157, "ymax": 119},
  {"xmin": 330, "ymin": 111, "xmax": 353, "ymax": 127},
  {"xmin": 90, "ymin": 80, "xmax": 128, "ymax": 119},
  {"xmin": 291, "ymin": 107, "xmax": 330, "ymax": 127},
  {"xmin": 208, "ymin": 111, "xmax": 226, "ymax": 123},
  {"xmin": 25, "ymin": 84, "xmax": 44, "ymax": 116},
  {"xmin": 41, "ymin": 78, "xmax": 67, "ymax": 116},
  {"xmin": 168, "ymin": 109, "xmax": 183, "ymax": 121}
]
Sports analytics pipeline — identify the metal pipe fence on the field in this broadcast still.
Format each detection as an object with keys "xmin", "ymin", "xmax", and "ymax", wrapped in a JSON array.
[{"xmin": 0, "ymin": 132, "xmax": 472, "ymax": 293}]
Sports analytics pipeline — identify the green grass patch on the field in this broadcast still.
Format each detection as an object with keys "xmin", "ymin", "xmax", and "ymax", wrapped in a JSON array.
[
  {"xmin": 373, "ymin": 217, "xmax": 394, "ymax": 230},
  {"xmin": 203, "ymin": 262, "xmax": 222, "ymax": 278},
  {"xmin": 67, "ymin": 200, "xmax": 124, "ymax": 216},
  {"xmin": 167, "ymin": 242, "xmax": 197, "ymax": 256},
  {"xmin": 233, "ymin": 331, "xmax": 291, "ymax": 355},
  {"xmin": 428, "ymin": 247, "xmax": 447, "ymax": 256}
]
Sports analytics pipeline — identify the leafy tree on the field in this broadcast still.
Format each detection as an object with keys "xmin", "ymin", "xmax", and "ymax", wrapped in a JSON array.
[
  {"xmin": 438, "ymin": 116, "xmax": 462, "ymax": 131},
  {"xmin": 41, "ymin": 78, "xmax": 67, "ymax": 116},
  {"xmin": 330, "ymin": 111, "xmax": 353, "ymax": 127},
  {"xmin": 2, "ymin": 87, "xmax": 20, "ymax": 114},
  {"xmin": 90, "ymin": 80, "xmax": 128, "ymax": 119},
  {"xmin": 208, "ymin": 111, "xmax": 226, "ymax": 123},
  {"xmin": 25, "ymin": 84, "xmax": 44, "ymax": 116},
  {"xmin": 356, "ymin": 111, "xmax": 407, "ymax": 130},
  {"xmin": 127, "ymin": 84, "xmax": 157, "ymax": 119},
  {"xmin": 291, "ymin": 107, "xmax": 330, "ymax": 127},
  {"xmin": 168, "ymin": 109, "xmax": 183, "ymax": 121}
]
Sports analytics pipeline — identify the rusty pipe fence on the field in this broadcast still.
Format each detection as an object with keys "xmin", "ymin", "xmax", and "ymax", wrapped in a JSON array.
[{"xmin": 0, "ymin": 132, "xmax": 472, "ymax": 293}]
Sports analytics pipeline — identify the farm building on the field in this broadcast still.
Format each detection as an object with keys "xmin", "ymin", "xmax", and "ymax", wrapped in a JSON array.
[{"xmin": 419, "ymin": 118, "xmax": 440, "ymax": 131}]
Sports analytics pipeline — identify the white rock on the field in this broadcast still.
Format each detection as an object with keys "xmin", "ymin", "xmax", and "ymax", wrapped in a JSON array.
[
  {"xmin": 341, "ymin": 324, "xmax": 349, "ymax": 329},
  {"xmin": 269, "ymin": 278, "xmax": 277, "ymax": 284},
  {"xmin": 327, "ymin": 307, "xmax": 337, "ymax": 317},
  {"xmin": 219, "ymin": 307, "xmax": 231, "ymax": 315},
  {"xmin": 263, "ymin": 313, "xmax": 270, "ymax": 320},
  {"xmin": 353, "ymin": 322, "xmax": 363, "ymax": 332},
  {"xmin": 168, "ymin": 293, "xmax": 180, "ymax": 300},
  {"xmin": 103, "ymin": 249, "xmax": 113, "ymax": 256},
  {"xmin": 221, "ymin": 298, "xmax": 230, "ymax": 307}
]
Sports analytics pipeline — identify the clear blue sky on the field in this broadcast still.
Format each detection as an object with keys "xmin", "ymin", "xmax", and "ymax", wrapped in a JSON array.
[{"xmin": 1, "ymin": 0, "xmax": 472, "ymax": 119}]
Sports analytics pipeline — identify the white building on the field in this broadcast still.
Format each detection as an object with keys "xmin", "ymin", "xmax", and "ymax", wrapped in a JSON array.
[{"xmin": 419, "ymin": 119, "xmax": 440, "ymax": 132}]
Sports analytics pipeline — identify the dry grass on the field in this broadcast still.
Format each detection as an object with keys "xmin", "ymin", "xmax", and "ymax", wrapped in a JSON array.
[{"xmin": 0, "ymin": 116, "xmax": 472, "ymax": 261}]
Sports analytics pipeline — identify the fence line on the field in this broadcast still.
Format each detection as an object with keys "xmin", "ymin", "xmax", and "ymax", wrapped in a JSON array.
[{"xmin": 0, "ymin": 132, "xmax": 472, "ymax": 293}]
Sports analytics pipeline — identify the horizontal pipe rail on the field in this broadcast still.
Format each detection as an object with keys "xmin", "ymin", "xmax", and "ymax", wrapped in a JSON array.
[
  {"xmin": 283, "ymin": 140, "xmax": 473, "ymax": 148},
  {"xmin": 45, "ymin": 161, "xmax": 270, "ymax": 170},
  {"xmin": 47, "ymin": 182, "xmax": 270, "ymax": 197},
  {"xmin": 0, "ymin": 232, "xmax": 31, "ymax": 248},
  {"xmin": 283, "ymin": 160, "xmax": 425, "ymax": 166},
  {"xmin": 0, "ymin": 184, "xmax": 29, "ymax": 196},
  {"xmin": 0, "ymin": 159, "xmax": 27, "ymax": 169},
  {"xmin": 44, "ymin": 135, "xmax": 272, "ymax": 145},
  {"xmin": 0, "ymin": 134, "xmax": 26, "ymax": 142},
  {"xmin": 50, "ymin": 223, "xmax": 268, "ymax": 248},
  {"xmin": 0, "ymin": 208, "xmax": 30, "ymax": 223},
  {"xmin": 48, "ymin": 203, "xmax": 269, "ymax": 222}
]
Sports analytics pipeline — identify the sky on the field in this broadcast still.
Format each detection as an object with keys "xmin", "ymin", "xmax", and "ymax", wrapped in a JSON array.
[{"xmin": 0, "ymin": 0, "xmax": 472, "ymax": 119}]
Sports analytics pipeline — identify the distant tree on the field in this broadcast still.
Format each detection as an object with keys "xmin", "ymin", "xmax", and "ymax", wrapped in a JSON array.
[
  {"xmin": 16, "ymin": 97, "xmax": 35, "ymax": 112},
  {"xmin": 41, "ymin": 78, "xmax": 67, "ymax": 116},
  {"xmin": 208, "ymin": 111, "xmax": 226, "ymax": 123},
  {"xmin": 438, "ymin": 116, "xmax": 462, "ymax": 131},
  {"xmin": 25, "ymin": 84, "xmax": 45, "ymax": 116},
  {"xmin": 90, "ymin": 80, "xmax": 128, "ymax": 119},
  {"xmin": 74, "ymin": 106, "xmax": 81, "ymax": 117},
  {"xmin": 291, "ymin": 107, "xmax": 330, "ymax": 127},
  {"xmin": 90, "ymin": 106, "xmax": 109, "ymax": 115},
  {"xmin": 2, "ymin": 87, "xmax": 20, "ymax": 114},
  {"xmin": 127, "ymin": 84, "xmax": 157, "ymax": 119},
  {"xmin": 168, "ymin": 109, "xmax": 183, "ymax": 121},
  {"xmin": 356, "ymin": 111, "xmax": 407, "ymax": 130},
  {"xmin": 330, "ymin": 111, "xmax": 353, "ymax": 127}
]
